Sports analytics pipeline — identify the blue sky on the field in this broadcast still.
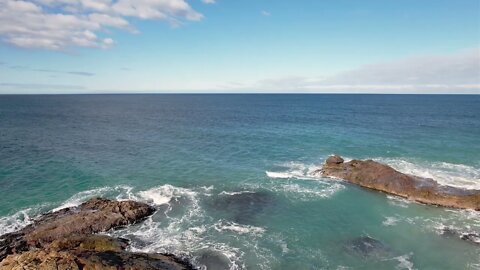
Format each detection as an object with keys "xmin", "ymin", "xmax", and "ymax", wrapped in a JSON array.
[{"xmin": 0, "ymin": 0, "xmax": 479, "ymax": 94}]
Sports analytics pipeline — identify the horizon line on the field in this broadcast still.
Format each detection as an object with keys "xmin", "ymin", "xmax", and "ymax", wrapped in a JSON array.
[{"xmin": 0, "ymin": 92, "xmax": 479, "ymax": 95}]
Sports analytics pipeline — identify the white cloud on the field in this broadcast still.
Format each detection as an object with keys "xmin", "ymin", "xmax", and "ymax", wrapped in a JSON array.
[
  {"xmin": 323, "ymin": 48, "xmax": 480, "ymax": 86},
  {"xmin": 0, "ymin": 0, "xmax": 209, "ymax": 50},
  {"xmin": 0, "ymin": 82, "xmax": 86, "ymax": 91},
  {"xmin": 202, "ymin": 0, "xmax": 215, "ymax": 4},
  {"xmin": 261, "ymin": 10, "xmax": 271, "ymax": 16},
  {"xmin": 225, "ymin": 48, "xmax": 480, "ymax": 93}
]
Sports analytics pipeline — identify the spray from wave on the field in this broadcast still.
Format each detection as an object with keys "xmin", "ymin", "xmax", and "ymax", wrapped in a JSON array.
[
  {"xmin": 264, "ymin": 161, "xmax": 344, "ymax": 201},
  {"xmin": 0, "ymin": 208, "xmax": 34, "ymax": 235},
  {"xmin": 377, "ymin": 158, "xmax": 480, "ymax": 190},
  {"xmin": 265, "ymin": 161, "xmax": 321, "ymax": 180}
]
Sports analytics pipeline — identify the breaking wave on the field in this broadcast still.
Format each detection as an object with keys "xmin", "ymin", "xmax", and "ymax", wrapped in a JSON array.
[
  {"xmin": 0, "ymin": 184, "xmax": 272, "ymax": 269},
  {"xmin": 377, "ymin": 158, "xmax": 480, "ymax": 190},
  {"xmin": 213, "ymin": 221, "xmax": 266, "ymax": 236},
  {"xmin": 0, "ymin": 208, "xmax": 34, "ymax": 235},
  {"xmin": 52, "ymin": 185, "xmax": 136, "ymax": 212},
  {"xmin": 265, "ymin": 161, "xmax": 321, "ymax": 180},
  {"xmin": 264, "ymin": 161, "xmax": 344, "ymax": 201}
]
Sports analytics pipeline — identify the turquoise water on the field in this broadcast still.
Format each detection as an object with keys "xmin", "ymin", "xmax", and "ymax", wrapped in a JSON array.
[{"xmin": 0, "ymin": 94, "xmax": 479, "ymax": 269}]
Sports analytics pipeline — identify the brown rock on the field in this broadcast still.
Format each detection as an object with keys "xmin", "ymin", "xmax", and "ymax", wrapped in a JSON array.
[
  {"xmin": 1, "ymin": 198, "xmax": 155, "ymax": 261},
  {"xmin": 326, "ymin": 155, "xmax": 344, "ymax": 165},
  {"xmin": 0, "ymin": 248, "xmax": 193, "ymax": 270},
  {"xmin": 26, "ymin": 198, "xmax": 156, "ymax": 246},
  {"xmin": 0, "ymin": 198, "xmax": 196, "ymax": 269},
  {"xmin": 0, "ymin": 250, "xmax": 79, "ymax": 270},
  {"xmin": 317, "ymin": 156, "xmax": 480, "ymax": 210},
  {"xmin": 48, "ymin": 235, "xmax": 129, "ymax": 252}
]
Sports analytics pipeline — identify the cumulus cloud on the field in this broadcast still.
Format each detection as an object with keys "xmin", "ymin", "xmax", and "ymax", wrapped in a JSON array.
[
  {"xmin": 0, "ymin": 0, "xmax": 209, "ymax": 50},
  {"xmin": 229, "ymin": 48, "xmax": 480, "ymax": 93}
]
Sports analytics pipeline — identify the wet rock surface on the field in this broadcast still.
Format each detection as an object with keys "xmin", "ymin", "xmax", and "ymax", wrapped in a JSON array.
[
  {"xmin": 317, "ymin": 156, "xmax": 480, "ymax": 210},
  {"xmin": 0, "ymin": 198, "xmax": 195, "ymax": 270}
]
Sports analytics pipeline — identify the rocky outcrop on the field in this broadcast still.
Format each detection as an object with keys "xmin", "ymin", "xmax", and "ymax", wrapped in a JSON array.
[
  {"xmin": 316, "ymin": 155, "xmax": 480, "ymax": 210},
  {"xmin": 0, "ymin": 235, "xmax": 194, "ymax": 270},
  {"xmin": 0, "ymin": 198, "xmax": 195, "ymax": 270}
]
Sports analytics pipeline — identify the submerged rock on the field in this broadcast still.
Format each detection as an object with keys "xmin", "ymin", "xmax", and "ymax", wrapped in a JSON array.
[
  {"xmin": 460, "ymin": 233, "xmax": 480, "ymax": 244},
  {"xmin": 317, "ymin": 156, "xmax": 480, "ymax": 210},
  {"xmin": 213, "ymin": 191, "xmax": 274, "ymax": 224},
  {"xmin": 195, "ymin": 249, "xmax": 231, "ymax": 270},
  {"xmin": 344, "ymin": 236, "xmax": 391, "ymax": 259},
  {"xmin": 0, "ymin": 198, "xmax": 195, "ymax": 270},
  {"xmin": 441, "ymin": 227, "xmax": 480, "ymax": 245}
]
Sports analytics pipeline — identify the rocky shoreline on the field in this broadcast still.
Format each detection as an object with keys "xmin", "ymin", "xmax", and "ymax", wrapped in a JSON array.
[
  {"xmin": 316, "ymin": 155, "xmax": 480, "ymax": 210},
  {"xmin": 0, "ymin": 198, "xmax": 195, "ymax": 270}
]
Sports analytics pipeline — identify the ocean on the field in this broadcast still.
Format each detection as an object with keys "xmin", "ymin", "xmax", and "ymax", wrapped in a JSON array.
[{"xmin": 0, "ymin": 94, "xmax": 479, "ymax": 269}]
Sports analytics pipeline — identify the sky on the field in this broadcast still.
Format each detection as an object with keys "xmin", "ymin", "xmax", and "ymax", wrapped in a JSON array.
[{"xmin": 0, "ymin": 0, "xmax": 479, "ymax": 94}]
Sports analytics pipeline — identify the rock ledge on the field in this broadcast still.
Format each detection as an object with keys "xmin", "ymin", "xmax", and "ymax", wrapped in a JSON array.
[
  {"xmin": 0, "ymin": 198, "xmax": 195, "ymax": 270},
  {"xmin": 316, "ymin": 156, "xmax": 480, "ymax": 210}
]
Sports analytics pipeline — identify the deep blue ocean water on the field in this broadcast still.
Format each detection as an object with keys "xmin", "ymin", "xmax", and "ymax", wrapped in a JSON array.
[{"xmin": 0, "ymin": 94, "xmax": 479, "ymax": 269}]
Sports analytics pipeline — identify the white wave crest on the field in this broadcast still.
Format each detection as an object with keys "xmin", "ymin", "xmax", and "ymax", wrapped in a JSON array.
[
  {"xmin": 138, "ymin": 184, "xmax": 197, "ymax": 206},
  {"xmin": 265, "ymin": 171, "xmax": 295, "ymax": 179},
  {"xmin": 265, "ymin": 162, "xmax": 321, "ymax": 180},
  {"xmin": 0, "ymin": 184, "xmax": 277, "ymax": 269},
  {"xmin": 378, "ymin": 158, "xmax": 480, "ymax": 190},
  {"xmin": 0, "ymin": 208, "xmax": 34, "ymax": 235},
  {"xmin": 218, "ymin": 190, "xmax": 256, "ymax": 196},
  {"xmin": 213, "ymin": 221, "xmax": 266, "ymax": 236},
  {"xmin": 275, "ymin": 182, "xmax": 344, "ymax": 200},
  {"xmin": 52, "ymin": 185, "xmax": 135, "ymax": 212},
  {"xmin": 383, "ymin": 209, "xmax": 480, "ymax": 244},
  {"xmin": 392, "ymin": 253, "xmax": 416, "ymax": 270},
  {"xmin": 107, "ymin": 185, "xmax": 254, "ymax": 270},
  {"xmin": 264, "ymin": 161, "xmax": 344, "ymax": 201},
  {"xmin": 383, "ymin": 216, "xmax": 400, "ymax": 226},
  {"xmin": 386, "ymin": 195, "xmax": 412, "ymax": 208}
]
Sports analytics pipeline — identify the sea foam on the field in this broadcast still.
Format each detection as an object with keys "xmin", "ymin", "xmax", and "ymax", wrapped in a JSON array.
[
  {"xmin": 0, "ymin": 208, "xmax": 34, "ymax": 235},
  {"xmin": 51, "ymin": 185, "xmax": 135, "ymax": 212},
  {"xmin": 265, "ymin": 161, "xmax": 320, "ymax": 180},
  {"xmin": 213, "ymin": 220, "xmax": 266, "ymax": 236},
  {"xmin": 138, "ymin": 184, "xmax": 197, "ymax": 206},
  {"xmin": 378, "ymin": 158, "xmax": 480, "ymax": 190},
  {"xmin": 265, "ymin": 161, "xmax": 344, "ymax": 200}
]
